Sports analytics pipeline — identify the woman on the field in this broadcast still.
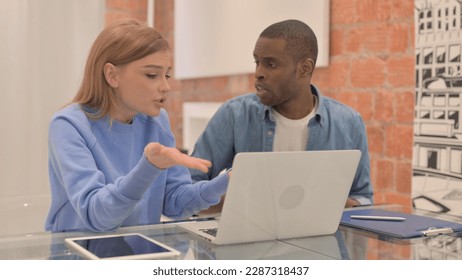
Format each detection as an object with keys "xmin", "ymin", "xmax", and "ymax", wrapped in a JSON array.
[{"xmin": 45, "ymin": 18, "xmax": 228, "ymax": 232}]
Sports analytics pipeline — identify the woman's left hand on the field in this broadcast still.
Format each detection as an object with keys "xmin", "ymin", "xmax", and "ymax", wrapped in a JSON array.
[{"xmin": 144, "ymin": 142, "xmax": 211, "ymax": 173}]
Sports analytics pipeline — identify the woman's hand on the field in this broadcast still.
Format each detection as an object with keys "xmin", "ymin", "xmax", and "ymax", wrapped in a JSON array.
[{"xmin": 144, "ymin": 142, "xmax": 211, "ymax": 173}]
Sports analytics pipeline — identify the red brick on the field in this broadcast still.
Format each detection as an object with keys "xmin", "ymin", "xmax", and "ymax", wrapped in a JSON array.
[
  {"xmin": 330, "ymin": 29, "xmax": 344, "ymax": 56},
  {"xmin": 390, "ymin": 0, "xmax": 415, "ymax": 19},
  {"xmin": 246, "ymin": 73, "xmax": 255, "ymax": 92},
  {"xmin": 361, "ymin": 24, "xmax": 390, "ymax": 53},
  {"xmin": 324, "ymin": 59, "xmax": 350, "ymax": 88},
  {"xmin": 356, "ymin": 0, "xmax": 392, "ymax": 22},
  {"xmin": 375, "ymin": 160, "xmax": 394, "ymax": 191},
  {"xmin": 322, "ymin": 89, "xmax": 340, "ymax": 101},
  {"xmin": 105, "ymin": 9, "xmax": 146, "ymax": 25},
  {"xmin": 154, "ymin": 0, "xmax": 173, "ymax": 33},
  {"xmin": 387, "ymin": 56, "xmax": 415, "ymax": 87},
  {"xmin": 128, "ymin": 0, "xmax": 147, "ymax": 12},
  {"xmin": 395, "ymin": 161, "xmax": 412, "ymax": 194},
  {"xmin": 373, "ymin": 191, "xmax": 386, "ymax": 204},
  {"xmin": 384, "ymin": 192, "xmax": 412, "ymax": 207},
  {"xmin": 311, "ymin": 67, "xmax": 329, "ymax": 89},
  {"xmin": 106, "ymin": 0, "xmax": 126, "ymax": 10},
  {"xmin": 227, "ymin": 75, "xmax": 251, "ymax": 95},
  {"xmin": 336, "ymin": 91, "xmax": 358, "ymax": 109},
  {"xmin": 385, "ymin": 125, "xmax": 414, "ymax": 159},
  {"xmin": 395, "ymin": 91, "xmax": 415, "ymax": 123},
  {"xmin": 351, "ymin": 57, "xmax": 386, "ymax": 88},
  {"xmin": 390, "ymin": 23, "xmax": 410, "ymax": 53},
  {"xmin": 356, "ymin": 92, "xmax": 374, "ymax": 121},
  {"xmin": 374, "ymin": 90, "xmax": 394, "ymax": 122},
  {"xmin": 105, "ymin": 13, "xmax": 123, "ymax": 25},
  {"xmin": 331, "ymin": 0, "xmax": 358, "ymax": 25},
  {"xmin": 345, "ymin": 28, "xmax": 362, "ymax": 53},
  {"xmin": 195, "ymin": 77, "xmax": 228, "ymax": 92},
  {"xmin": 107, "ymin": 0, "xmax": 146, "ymax": 11},
  {"xmin": 367, "ymin": 125, "xmax": 384, "ymax": 155}
]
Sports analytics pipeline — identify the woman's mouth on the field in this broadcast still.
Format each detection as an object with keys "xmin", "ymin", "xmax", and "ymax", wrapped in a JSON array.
[{"xmin": 153, "ymin": 97, "xmax": 166, "ymax": 104}]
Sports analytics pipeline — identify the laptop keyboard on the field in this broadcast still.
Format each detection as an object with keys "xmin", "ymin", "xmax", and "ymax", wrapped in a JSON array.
[{"xmin": 199, "ymin": 227, "xmax": 218, "ymax": 237}]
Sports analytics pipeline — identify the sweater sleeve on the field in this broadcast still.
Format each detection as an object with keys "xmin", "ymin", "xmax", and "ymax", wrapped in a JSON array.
[
  {"xmin": 48, "ymin": 116, "xmax": 163, "ymax": 231},
  {"xmin": 162, "ymin": 166, "xmax": 229, "ymax": 219}
]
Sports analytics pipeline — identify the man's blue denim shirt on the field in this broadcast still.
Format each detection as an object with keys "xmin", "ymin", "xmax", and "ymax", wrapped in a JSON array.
[{"xmin": 190, "ymin": 85, "xmax": 373, "ymax": 205}]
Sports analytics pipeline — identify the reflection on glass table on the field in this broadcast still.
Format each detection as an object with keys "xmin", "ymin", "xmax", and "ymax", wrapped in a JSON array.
[{"xmin": 1, "ymin": 205, "xmax": 462, "ymax": 260}]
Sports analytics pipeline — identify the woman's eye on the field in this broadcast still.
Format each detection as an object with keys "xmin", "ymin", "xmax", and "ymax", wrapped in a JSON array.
[
  {"xmin": 165, "ymin": 74, "xmax": 171, "ymax": 80},
  {"xmin": 146, "ymin": 74, "xmax": 157, "ymax": 79}
]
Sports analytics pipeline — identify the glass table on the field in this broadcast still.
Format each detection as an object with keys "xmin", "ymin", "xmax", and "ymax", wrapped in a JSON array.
[{"xmin": 1, "ymin": 205, "xmax": 461, "ymax": 260}]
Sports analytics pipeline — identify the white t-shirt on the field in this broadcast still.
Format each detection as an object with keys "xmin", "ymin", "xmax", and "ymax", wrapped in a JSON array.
[{"xmin": 272, "ymin": 95, "xmax": 318, "ymax": 151}]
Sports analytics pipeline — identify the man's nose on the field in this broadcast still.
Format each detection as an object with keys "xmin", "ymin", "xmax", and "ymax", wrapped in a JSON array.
[{"xmin": 255, "ymin": 65, "xmax": 265, "ymax": 80}]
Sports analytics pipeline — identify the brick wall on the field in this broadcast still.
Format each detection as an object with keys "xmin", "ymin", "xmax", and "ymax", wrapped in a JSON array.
[{"xmin": 105, "ymin": 0, "xmax": 415, "ymax": 207}]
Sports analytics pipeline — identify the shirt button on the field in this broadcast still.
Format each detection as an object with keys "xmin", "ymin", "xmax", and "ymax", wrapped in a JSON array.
[{"xmin": 267, "ymin": 130, "xmax": 273, "ymax": 136}]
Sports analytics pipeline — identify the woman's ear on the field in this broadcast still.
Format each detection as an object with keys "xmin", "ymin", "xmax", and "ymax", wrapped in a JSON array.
[{"xmin": 103, "ymin": 63, "xmax": 119, "ymax": 88}]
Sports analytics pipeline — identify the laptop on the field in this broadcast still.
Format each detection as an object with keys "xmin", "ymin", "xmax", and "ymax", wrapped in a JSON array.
[{"xmin": 179, "ymin": 150, "xmax": 361, "ymax": 245}]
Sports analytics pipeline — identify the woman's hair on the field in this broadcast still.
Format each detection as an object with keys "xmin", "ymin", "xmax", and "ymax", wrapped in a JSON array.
[
  {"xmin": 73, "ymin": 18, "xmax": 170, "ymax": 119},
  {"xmin": 259, "ymin": 19, "xmax": 318, "ymax": 67}
]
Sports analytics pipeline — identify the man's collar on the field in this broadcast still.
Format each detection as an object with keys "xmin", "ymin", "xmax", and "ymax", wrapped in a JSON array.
[{"xmin": 261, "ymin": 84, "xmax": 324, "ymax": 123}]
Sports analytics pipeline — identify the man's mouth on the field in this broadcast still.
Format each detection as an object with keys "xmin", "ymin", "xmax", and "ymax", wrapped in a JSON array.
[{"xmin": 255, "ymin": 84, "xmax": 268, "ymax": 92}]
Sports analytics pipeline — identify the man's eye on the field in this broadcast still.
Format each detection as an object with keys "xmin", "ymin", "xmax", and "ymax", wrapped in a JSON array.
[
  {"xmin": 165, "ymin": 74, "xmax": 171, "ymax": 80},
  {"xmin": 146, "ymin": 74, "xmax": 157, "ymax": 79},
  {"xmin": 268, "ymin": 62, "xmax": 276, "ymax": 68}
]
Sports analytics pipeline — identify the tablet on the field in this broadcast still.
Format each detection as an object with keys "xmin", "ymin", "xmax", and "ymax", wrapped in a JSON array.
[{"xmin": 65, "ymin": 233, "xmax": 180, "ymax": 260}]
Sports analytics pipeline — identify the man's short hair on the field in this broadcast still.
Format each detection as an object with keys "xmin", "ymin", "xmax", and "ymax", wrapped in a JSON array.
[{"xmin": 259, "ymin": 19, "xmax": 318, "ymax": 66}]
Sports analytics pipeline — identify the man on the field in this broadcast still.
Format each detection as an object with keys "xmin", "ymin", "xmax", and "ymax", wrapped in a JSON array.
[{"xmin": 190, "ymin": 19, "xmax": 373, "ymax": 208}]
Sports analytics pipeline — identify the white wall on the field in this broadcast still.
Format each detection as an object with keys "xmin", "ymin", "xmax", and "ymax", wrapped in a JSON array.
[
  {"xmin": 183, "ymin": 102, "xmax": 222, "ymax": 154},
  {"xmin": 174, "ymin": 0, "xmax": 330, "ymax": 79},
  {"xmin": 0, "ymin": 0, "xmax": 104, "ymax": 235}
]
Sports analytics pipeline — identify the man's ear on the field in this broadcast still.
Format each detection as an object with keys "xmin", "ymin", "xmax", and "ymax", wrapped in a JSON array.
[
  {"xmin": 298, "ymin": 58, "xmax": 315, "ymax": 78},
  {"xmin": 103, "ymin": 63, "xmax": 119, "ymax": 88}
]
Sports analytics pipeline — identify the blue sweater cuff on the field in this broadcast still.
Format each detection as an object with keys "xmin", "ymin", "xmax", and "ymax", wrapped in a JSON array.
[
  {"xmin": 199, "ymin": 173, "xmax": 229, "ymax": 203},
  {"xmin": 117, "ymin": 156, "xmax": 163, "ymax": 200}
]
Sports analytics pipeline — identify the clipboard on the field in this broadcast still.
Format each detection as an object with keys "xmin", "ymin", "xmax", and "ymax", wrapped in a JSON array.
[{"xmin": 340, "ymin": 208, "xmax": 462, "ymax": 239}]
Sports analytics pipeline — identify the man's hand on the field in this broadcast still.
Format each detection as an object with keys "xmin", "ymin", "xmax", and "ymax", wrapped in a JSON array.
[
  {"xmin": 345, "ymin": 197, "xmax": 360, "ymax": 208},
  {"xmin": 144, "ymin": 142, "xmax": 211, "ymax": 173}
]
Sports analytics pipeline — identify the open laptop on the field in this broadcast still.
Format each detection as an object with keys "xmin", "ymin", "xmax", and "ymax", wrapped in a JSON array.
[{"xmin": 179, "ymin": 150, "xmax": 361, "ymax": 245}]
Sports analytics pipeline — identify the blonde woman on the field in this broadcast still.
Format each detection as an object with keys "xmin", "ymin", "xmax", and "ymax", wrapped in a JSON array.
[{"xmin": 45, "ymin": 19, "xmax": 228, "ymax": 232}]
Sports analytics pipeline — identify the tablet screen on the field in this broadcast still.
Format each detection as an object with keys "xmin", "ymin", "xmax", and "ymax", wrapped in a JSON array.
[{"xmin": 72, "ymin": 234, "xmax": 171, "ymax": 259}]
